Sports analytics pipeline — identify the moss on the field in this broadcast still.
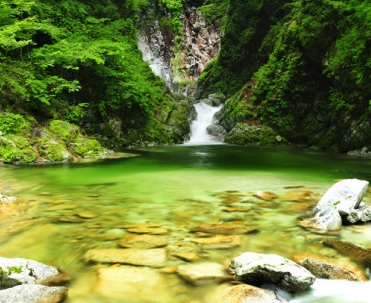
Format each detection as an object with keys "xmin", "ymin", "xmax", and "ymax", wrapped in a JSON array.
[
  {"xmin": 48, "ymin": 120, "xmax": 79, "ymax": 143},
  {"xmin": 0, "ymin": 135, "xmax": 37, "ymax": 164},
  {"xmin": 225, "ymin": 123, "xmax": 287, "ymax": 146},
  {"xmin": 36, "ymin": 136, "xmax": 72, "ymax": 162},
  {"xmin": 71, "ymin": 135, "xmax": 106, "ymax": 158}
]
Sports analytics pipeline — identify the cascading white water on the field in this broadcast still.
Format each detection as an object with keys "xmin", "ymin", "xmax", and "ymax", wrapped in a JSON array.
[{"xmin": 186, "ymin": 102, "xmax": 222, "ymax": 145}]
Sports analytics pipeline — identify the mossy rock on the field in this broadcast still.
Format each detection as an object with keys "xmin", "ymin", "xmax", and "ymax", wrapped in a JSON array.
[
  {"xmin": 48, "ymin": 120, "xmax": 79, "ymax": 143},
  {"xmin": 71, "ymin": 135, "xmax": 106, "ymax": 158},
  {"xmin": 0, "ymin": 135, "xmax": 37, "ymax": 164},
  {"xmin": 225, "ymin": 123, "xmax": 287, "ymax": 145},
  {"xmin": 36, "ymin": 136, "xmax": 72, "ymax": 162}
]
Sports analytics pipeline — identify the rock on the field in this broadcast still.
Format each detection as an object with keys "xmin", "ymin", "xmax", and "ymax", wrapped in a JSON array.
[
  {"xmin": 93, "ymin": 266, "xmax": 172, "ymax": 302},
  {"xmin": 297, "ymin": 207, "xmax": 342, "ymax": 233},
  {"xmin": 298, "ymin": 179, "xmax": 370, "ymax": 232},
  {"xmin": 314, "ymin": 179, "xmax": 369, "ymax": 215},
  {"xmin": 229, "ymin": 252, "xmax": 315, "ymax": 292},
  {"xmin": 191, "ymin": 235, "xmax": 242, "ymax": 249},
  {"xmin": 83, "ymin": 248, "xmax": 167, "ymax": 267},
  {"xmin": 172, "ymin": 251, "xmax": 201, "ymax": 262},
  {"xmin": 293, "ymin": 253, "xmax": 367, "ymax": 281},
  {"xmin": 346, "ymin": 203, "xmax": 371, "ymax": 223},
  {"xmin": 0, "ymin": 257, "xmax": 66, "ymax": 286},
  {"xmin": 125, "ymin": 227, "xmax": 169, "ymax": 235},
  {"xmin": 191, "ymin": 223, "xmax": 258, "ymax": 235},
  {"xmin": 220, "ymin": 284, "xmax": 288, "ymax": 303},
  {"xmin": 254, "ymin": 191, "xmax": 278, "ymax": 201},
  {"xmin": 117, "ymin": 234, "xmax": 168, "ymax": 249},
  {"xmin": 322, "ymin": 239, "xmax": 371, "ymax": 268},
  {"xmin": 225, "ymin": 123, "xmax": 287, "ymax": 146},
  {"xmin": 0, "ymin": 193, "xmax": 17, "ymax": 204},
  {"xmin": 0, "ymin": 284, "xmax": 67, "ymax": 303},
  {"xmin": 176, "ymin": 262, "xmax": 228, "ymax": 285},
  {"xmin": 207, "ymin": 124, "xmax": 227, "ymax": 140}
]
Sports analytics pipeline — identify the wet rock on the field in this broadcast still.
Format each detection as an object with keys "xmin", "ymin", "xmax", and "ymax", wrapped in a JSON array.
[
  {"xmin": 172, "ymin": 251, "xmax": 201, "ymax": 262},
  {"xmin": 279, "ymin": 191, "xmax": 319, "ymax": 203},
  {"xmin": 0, "ymin": 257, "xmax": 69, "ymax": 303},
  {"xmin": 176, "ymin": 262, "xmax": 227, "ymax": 285},
  {"xmin": 298, "ymin": 179, "xmax": 370, "ymax": 232},
  {"xmin": 293, "ymin": 253, "xmax": 367, "ymax": 281},
  {"xmin": 83, "ymin": 248, "xmax": 167, "ymax": 267},
  {"xmin": 297, "ymin": 207, "xmax": 342, "ymax": 233},
  {"xmin": 314, "ymin": 179, "xmax": 369, "ymax": 215},
  {"xmin": 0, "ymin": 257, "xmax": 67, "ymax": 286},
  {"xmin": 254, "ymin": 191, "xmax": 278, "ymax": 201},
  {"xmin": 191, "ymin": 235, "xmax": 242, "ymax": 249},
  {"xmin": 0, "ymin": 193, "xmax": 17, "ymax": 204},
  {"xmin": 57, "ymin": 216, "xmax": 83, "ymax": 223},
  {"xmin": 229, "ymin": 252, "xmax": 315, "ymax": 292},
  {"xmin": 0, "ymin": 284, "xmax": 67, "ymax": 303},
  {"xmin": 94, "ymin": 266, "xmax": 171, "ymax": 302},
  {"xmin": 117, "ymin": 234, "xmax": 168, "ymax": 249},
  {"xmin": 221, "ymin": 284, "xmax": 288, "ymax": 303},
  {"xmin": 322, "ymin": 239, "xmax": 371, "ymax": 269},
  {"xmin": 191, "ymin": 223, "xmax": 258, "ymax": 235}
]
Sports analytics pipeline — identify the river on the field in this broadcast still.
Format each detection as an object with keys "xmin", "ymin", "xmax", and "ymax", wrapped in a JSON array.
[{"xmin": 1, "ymin": 144, "xmax": 371, "ymax": 302}]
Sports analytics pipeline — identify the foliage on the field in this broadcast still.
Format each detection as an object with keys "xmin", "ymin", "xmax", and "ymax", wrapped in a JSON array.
[
  {"xmin": 0, "ymin": 113, "xmax": 30, "ymax": 135},
  {"xmin": 0, "ymin": 0, "xmax": 171, "ymax": 134}
]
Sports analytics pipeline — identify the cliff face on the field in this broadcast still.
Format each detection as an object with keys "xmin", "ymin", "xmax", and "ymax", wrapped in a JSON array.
[{"xmin": 138, "ymin": 5, "xmax": 221, "ymax": 95}]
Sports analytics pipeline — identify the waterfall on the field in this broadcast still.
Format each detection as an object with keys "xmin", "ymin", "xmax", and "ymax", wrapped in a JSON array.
[{"xmin": 185, "ymin": 102, "xmax": 222, "ymax": 145}]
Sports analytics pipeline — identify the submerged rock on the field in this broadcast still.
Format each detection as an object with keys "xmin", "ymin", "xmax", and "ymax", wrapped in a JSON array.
[
  {"xmin": 322, "ymin": 239, "xmax": 371, "ymax": 269},
  {"xmin": 294, "ymin": 253, "xmax": 367, "ymax": 281},
  {"xmin": 229, "ymin": 252, "xmax": 315, "ymax": 292},
  {"xmin": 220, "ymin": 284, "xmax": 288, "ymax": 303},
  {"xmin": 94, "ymin": 266, "xmax": 171, "ymax": 302},
  {"xmin": 117, "ymin": 234, "xmax": 168, "ymax": 249},
  {"xmin": 176, "ymin": 262, "xmax": 228, "ymax": 285},
  {"xmin": 191, "ymin": 223, "xmax": 258, "ymax": 235},
  {"xmin": 83, "ymin": 248, "xmax": 167, "ymax": 267},
  {"xmin": 191, "ymin": 235, "xmax": 242, "ymax": 249}
]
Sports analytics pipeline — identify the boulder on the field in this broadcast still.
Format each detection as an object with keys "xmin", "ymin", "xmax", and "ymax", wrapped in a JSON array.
[
  {"xmin": 0, "ymin": 284, "xmax": 67, "ymax": 303},
  {"xmin": 229, "ymin": 252, "xmax": 315, "ymax": 292},
  {"xmin": 298, "ymin": 179, "xmax": 370, "ymax": 232},
  {"xmin": 176, "ymin": 262, "xmax": 228, "ymax": 285},
  {"xmin": 314, "ymin": 179, "xmax": 369, "ymax": 215},
  {"xmin": 0, "ymin": 257, "xmax": 67, "ymax": 286},
  {"xmin": 83, "ymin": 248, "xmax": 167, "ymax": 267},
  {"xmin": 0, "ymin": 257, "xmax": 69, "ymax": 303}
]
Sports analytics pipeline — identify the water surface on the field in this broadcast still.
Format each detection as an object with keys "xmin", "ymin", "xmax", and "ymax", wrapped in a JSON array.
[{"xmin": 1, "ymin": 145, "xmax": 370, "ymax": 302}]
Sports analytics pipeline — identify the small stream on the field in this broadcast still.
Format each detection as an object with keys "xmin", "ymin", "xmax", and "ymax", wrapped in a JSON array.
[{"xmin": 1, "ymin": 145, "xmax": 371, "ymax": 302}]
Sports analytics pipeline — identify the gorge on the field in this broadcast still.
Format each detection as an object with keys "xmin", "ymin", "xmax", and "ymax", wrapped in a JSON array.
[{"xmin": 1, "ymin": 1, "xmax": 371, "ymax": 302}]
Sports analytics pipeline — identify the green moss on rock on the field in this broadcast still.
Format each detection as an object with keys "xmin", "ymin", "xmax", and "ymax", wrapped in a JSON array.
[
  {"xmin": 0, "ymin": 135, "xmax": 37, "ymax": 164},
  {"xmin": 225, "ymin": 123, "xmax": 287, "ymax": 146}
]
